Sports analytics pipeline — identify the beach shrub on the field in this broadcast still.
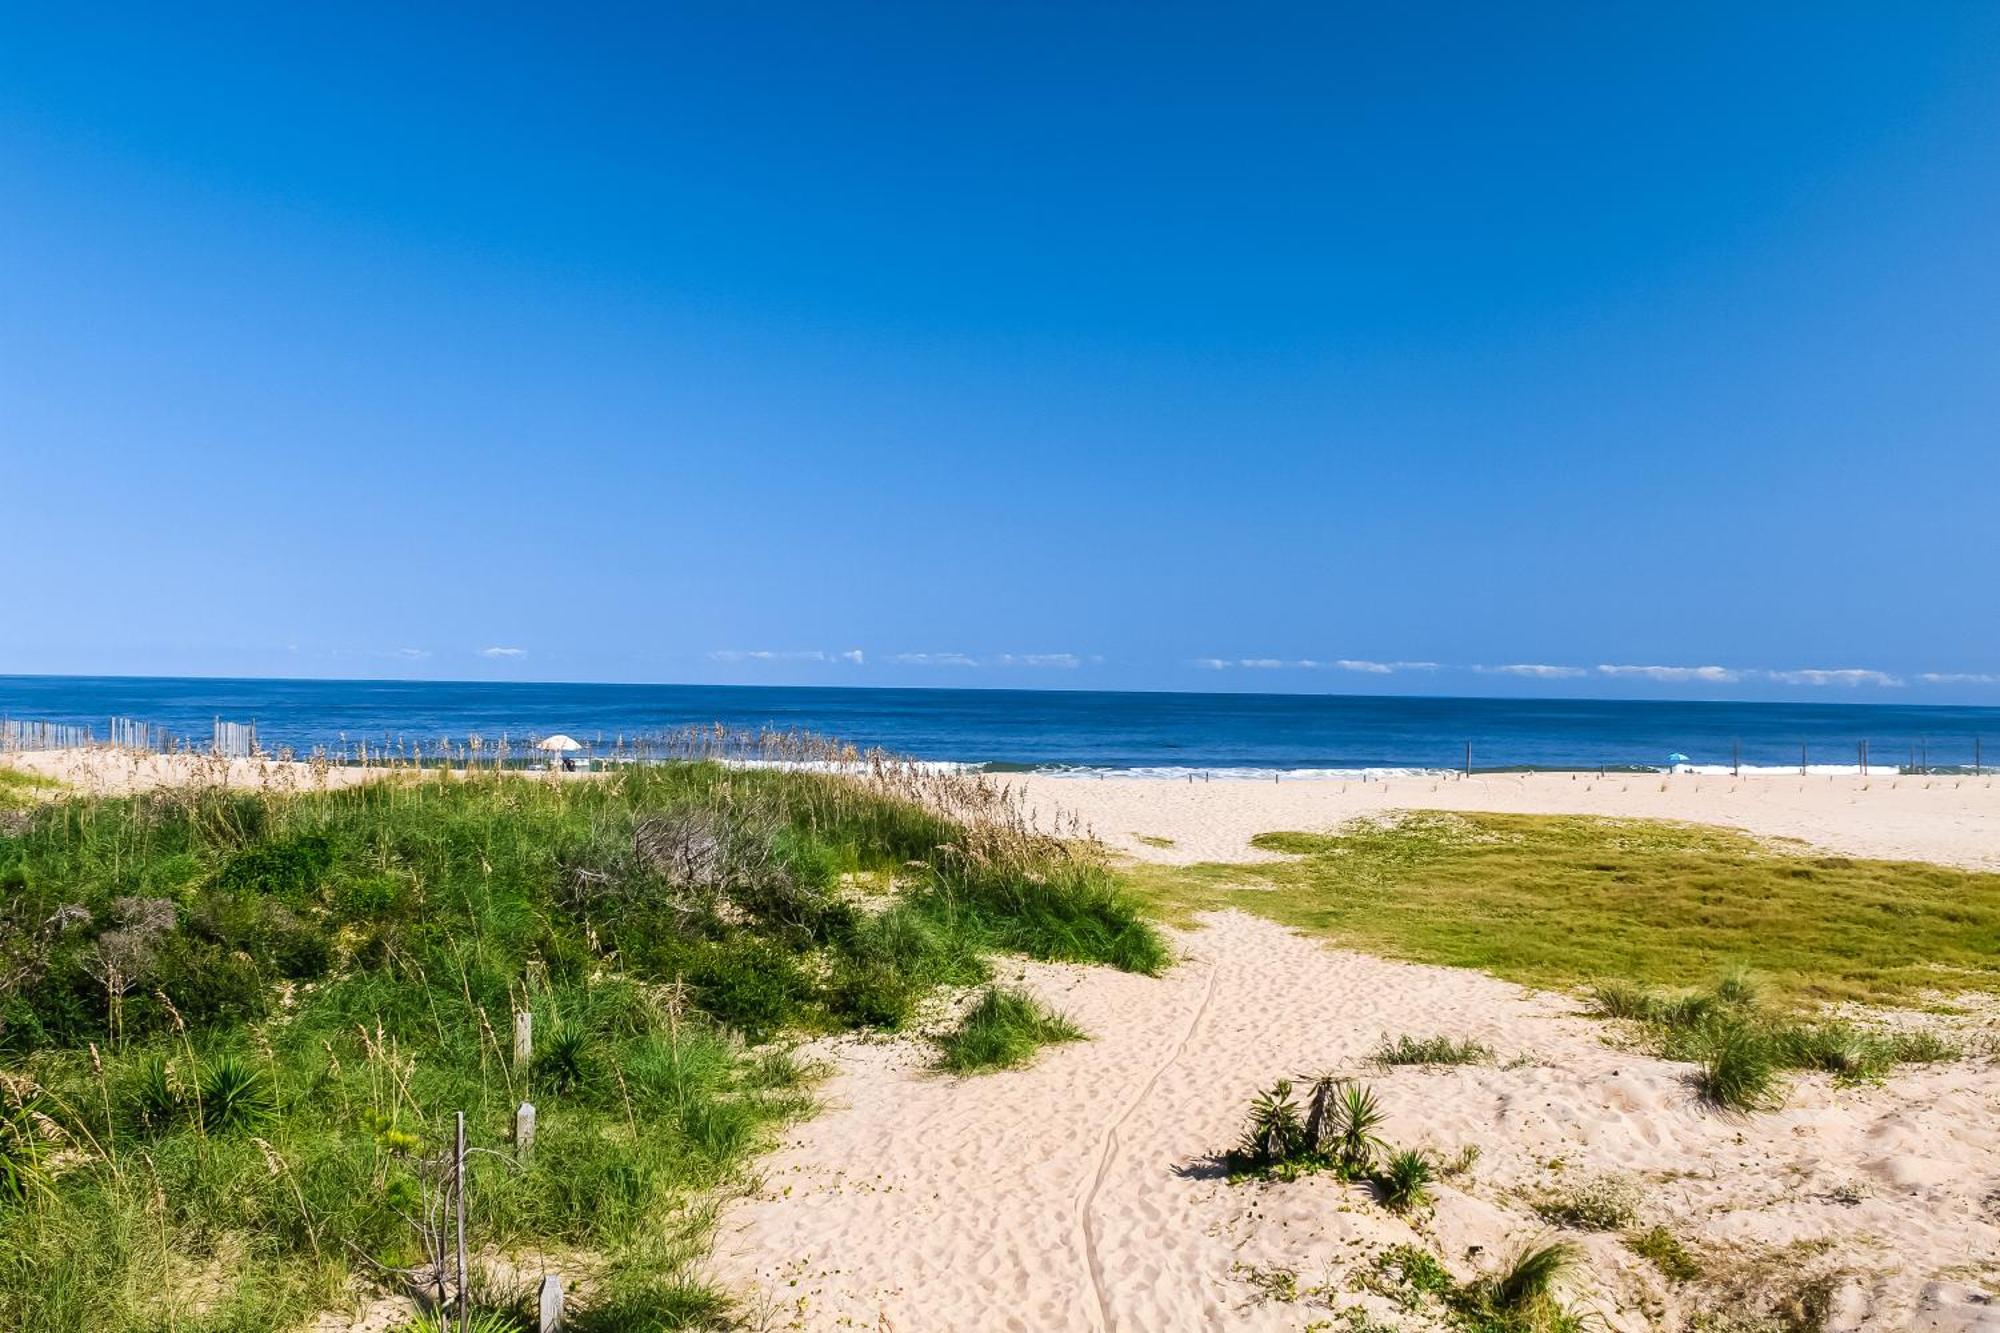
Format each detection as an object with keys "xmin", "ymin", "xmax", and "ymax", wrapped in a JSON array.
[
  {"xmin": 934, "ymin": 987, "xmax": 1084, "ymax": 1074},
  {"xmin": 1227, "ymin": 1077, "xmax": 1393, "ymax": 1185},
  {"xmin": 918, "ymin": 830, "xmax": 1168, "ymax": 975},
  {"xmin": 1236, "ymin": 1079, "xmax": 1308, "ymax": 1170}
]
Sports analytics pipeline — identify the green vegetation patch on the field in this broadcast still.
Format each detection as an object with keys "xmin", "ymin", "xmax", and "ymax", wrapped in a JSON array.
[
  {"xmin": 934, "ymin": 986, "xmax": 1084, "ymax": 1074},
  {"xmin": 0, "ymin": 760, "xmax": 1162, "ymax": 1331},
  {"xmin": 1131, "ymin": 811, "xmax": 2000, "ymax": 1007}
]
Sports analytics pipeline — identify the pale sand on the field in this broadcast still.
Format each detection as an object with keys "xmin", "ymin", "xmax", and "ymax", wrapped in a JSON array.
[
  {"xmin": 1, "ymin": 748, "xmax": 394, "ymax": 795},
  {"xmin": 716, "ymin": 912, "xmax": 2000, "ymax": 1331},
  {"xmin": 1011, "ymin": 770, "xmax": 2000, "ymax": 871}
]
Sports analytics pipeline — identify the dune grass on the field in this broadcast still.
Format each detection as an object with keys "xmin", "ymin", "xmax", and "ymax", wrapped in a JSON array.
[
  {"xmin": 1131, "ymin": 812, "xmax": 2000, "ymax": 1007},
  {"xmin": 1372, "ymin": 1033, "xmax": 1492, "ymax": 1067},
  {"xmin": 0, "ymin": 767, "xmax": 58, "ymax": 809},
  {"xmin": 0, "ymin": 759, "xmax": 1160, "ymax": 1331},
  {"xmin": 934, "ymin": 986, "xmax": 1084, "ymax": 1074}
]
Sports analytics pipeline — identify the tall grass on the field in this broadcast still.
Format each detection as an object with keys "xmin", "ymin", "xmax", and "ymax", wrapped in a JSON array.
[{"xmin": 0, "ymin": 749, "xmax": 1160, "ymax": 1330}]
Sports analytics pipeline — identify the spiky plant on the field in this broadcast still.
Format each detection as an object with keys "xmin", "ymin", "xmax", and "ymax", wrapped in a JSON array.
[
  {"xmin": 1331, "ymin": 1081, "xmax": 1387, "ymax": 1176},
  {"xmin": 535, "ymin": 1019, "xmax": 593, "ymax": 1095},
  {"xmin": 196, "ymin": 1054, "xmax": 276, "ymax": 1133},
  {"xmin": 1377, "ymin": 1148, "xmax": 1435, "ymax": 1213},
  {"xmin": 1300, "ymin": 1074, "xmax": 1337, "ymax": 1153},
  {"xmin": 1237, "ymin": 1079, "xmax": 1305, "ymax": 1168}
]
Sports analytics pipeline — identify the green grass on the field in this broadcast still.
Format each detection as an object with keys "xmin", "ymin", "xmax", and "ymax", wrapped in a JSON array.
[
  {"xmin": 0, "ymin": 760, "xmax": 1159, "ymax": 1331},
  {"xmin": 1372, "ymin": 1033, "xmax": 1492, "ymax": 1066},
  {"xmin": 1626, "ymin": 1225, "xmax": 1701, "ymax": 1282},
  {"xmin": 1131, "ymin": 811, "xmax": 2000, "ymax": 1007},
  {"xmin": 933, "ymin": 986, "xmax": 1084, "ymax": 1074},
  {"xmin": 0, "ymin": 767, "xmax": 59, "ymax": 810}
]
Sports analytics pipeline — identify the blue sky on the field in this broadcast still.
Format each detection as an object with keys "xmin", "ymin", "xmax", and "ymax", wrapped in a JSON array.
[{"xmin": 5, "ymin": 4, "xmax": 1999, "ymax": 701}]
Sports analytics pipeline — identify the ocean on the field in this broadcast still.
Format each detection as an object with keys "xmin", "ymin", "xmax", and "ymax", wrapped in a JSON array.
[{"xmin": 3, "ymin": 674, "xmax": 1997, "ymax": 776}]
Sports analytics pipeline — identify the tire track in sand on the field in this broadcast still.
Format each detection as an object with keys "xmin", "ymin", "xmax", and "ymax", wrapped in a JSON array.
[{"xmin": 1074, "ymin": 956, "xmax": 1221, "ymax": 1332}]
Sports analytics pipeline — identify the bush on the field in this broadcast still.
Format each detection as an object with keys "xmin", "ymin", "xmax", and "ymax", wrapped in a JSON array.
[{"xmin": 823, "ymin": 957, "xmax": 922, "ymax": 1029}]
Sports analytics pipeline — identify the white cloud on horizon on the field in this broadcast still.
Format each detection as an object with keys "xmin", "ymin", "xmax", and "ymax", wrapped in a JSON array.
[
  {"xmin": 993, "ymin": 653, "xmax": 1088, "ymax": 669},
  {"xmin": 397, "ymin": 648, "xmax": 432, "ymax": 660},
  {"xmin": 893, "ymin": 652, "xmax": 981, "ymax": 667},
  {"xmin": 1919, "ymin": 672, "xmax": 2000, "ymax": 685},
  {"xmin": 477, "ymin": 646, "xmax": 526, "ymax": 659},
  {"xmin": 710, "ymin": 649, "xmax": 865, "ymax": 665},
  {"xmin": 1765, "ymin": 667, "xmax": 1902, "ymax": 688},
  {"xmin": 1193, "ymin": 657, "xmax": 1438, "ymax": 673},
  {"xmin": 1596, "ymin": 664, "xmax": 1739, "ymax": 683},
  {"xmin": 1474, "ymin": 663, "xmax": 1589, "ymax": 679}
]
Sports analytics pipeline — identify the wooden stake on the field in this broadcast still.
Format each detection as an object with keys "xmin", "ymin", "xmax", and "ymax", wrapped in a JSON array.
[
  {"xmin": 454, "ymin": 1111, "xmax": 469, "ymax": 1332},
  {"xmin": 513, "ymin": 1010, "xmax": 532, "ymax": 1071},
  {"xmin": 516, "ymin": 1102, "xmax": 537, "ymax": 1159},
  {"xmin": 538, "ymin": 1275, "xmax": 564, "ymax": 1332}
]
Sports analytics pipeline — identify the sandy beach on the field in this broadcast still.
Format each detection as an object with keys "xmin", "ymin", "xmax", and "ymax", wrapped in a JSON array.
[
  {"xmin": 711, "ymin": 772, "xmax": 2000, "ymax": 1331},
  {"xmin": 1014, "ymin": 769, "xmax": 2000, "ymax": 872},
  {"xmin": 715, "ymin": 911, "xmax": 2000, "ymax": 1331}
]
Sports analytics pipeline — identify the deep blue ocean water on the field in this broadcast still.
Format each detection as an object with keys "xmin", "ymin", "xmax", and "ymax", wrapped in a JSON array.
[{"xmin": 5, "ymin": 675, "xmax": 1998, "ymax": 776}]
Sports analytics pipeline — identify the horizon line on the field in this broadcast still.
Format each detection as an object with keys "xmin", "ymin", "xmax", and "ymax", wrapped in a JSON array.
[{"xmin": 6, "ymin": 669, "xmax": 2000, "ymax": 715}]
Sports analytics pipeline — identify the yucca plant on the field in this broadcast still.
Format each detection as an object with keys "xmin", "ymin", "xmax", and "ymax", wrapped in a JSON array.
[
  {"xmin": 1377, "ymin": 1148, "xmax": 1435, "ymax": 1213},
  {"xmin": 535, "ymin": 1020, "xmax": 593, "ymax": 1095},
  {"xmin": 196, "ymin": 1054, "xmax": 276, "ymax": 1133},
  {"xmin": 1237, "ymin": 1079, "xmax": 1305, "ymax": 1168},
  {"xmin": 1330, "ymin": 1081, "xmax": 1387, "ymax": 1176}
]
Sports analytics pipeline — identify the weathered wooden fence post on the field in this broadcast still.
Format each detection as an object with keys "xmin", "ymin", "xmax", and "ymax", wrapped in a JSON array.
[
  {"xmin": 516, "ymin": 1102, "xmax": 536, "ymax": 1159},
  {"xmin": 538, "ymin": 1274, "xmax": 564, "ymax": 1332},
  {"xmin": 454, "ymin": 1111, "xmax": 469, "ymax": 1332},
  {"xmin": 513, "ymin": 1010, "xmax": 532, "ymax": 1070}
]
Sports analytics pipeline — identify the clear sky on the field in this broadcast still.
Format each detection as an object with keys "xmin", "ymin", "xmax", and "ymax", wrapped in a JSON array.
[{"xmin": 5, "ymin": 4, "xmax": 1999, "ymax": 701}]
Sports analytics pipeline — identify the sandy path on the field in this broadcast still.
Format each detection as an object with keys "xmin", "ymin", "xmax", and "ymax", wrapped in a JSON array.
[
  {"xmin": 715, "ymin": 912, "xmax": 2000, "ymax": 1332},
  {"xmin": 1011, "ymin": 771, "xmax": 2000, "ymax": 871}
]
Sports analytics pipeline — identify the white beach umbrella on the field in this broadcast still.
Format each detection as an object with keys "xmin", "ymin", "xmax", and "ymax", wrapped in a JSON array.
[{"xmin": 535, "ymin": 734, "xmax": 583, "ymax": 753}]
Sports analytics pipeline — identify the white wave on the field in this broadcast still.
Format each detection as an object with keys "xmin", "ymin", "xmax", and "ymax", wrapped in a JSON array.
[{"xmin": 1023, "ymin": 765, "xmax": 1456, "ymax": 781}]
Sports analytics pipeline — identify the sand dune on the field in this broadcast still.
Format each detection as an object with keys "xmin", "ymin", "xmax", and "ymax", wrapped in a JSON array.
[
  {"xmin": 716, "ymin": 911, "xmax": 2000, "ymax": 1331},
  {"xmin": 1012, "ymin": 770, "xmax": 2000, "ymax": 871}
]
